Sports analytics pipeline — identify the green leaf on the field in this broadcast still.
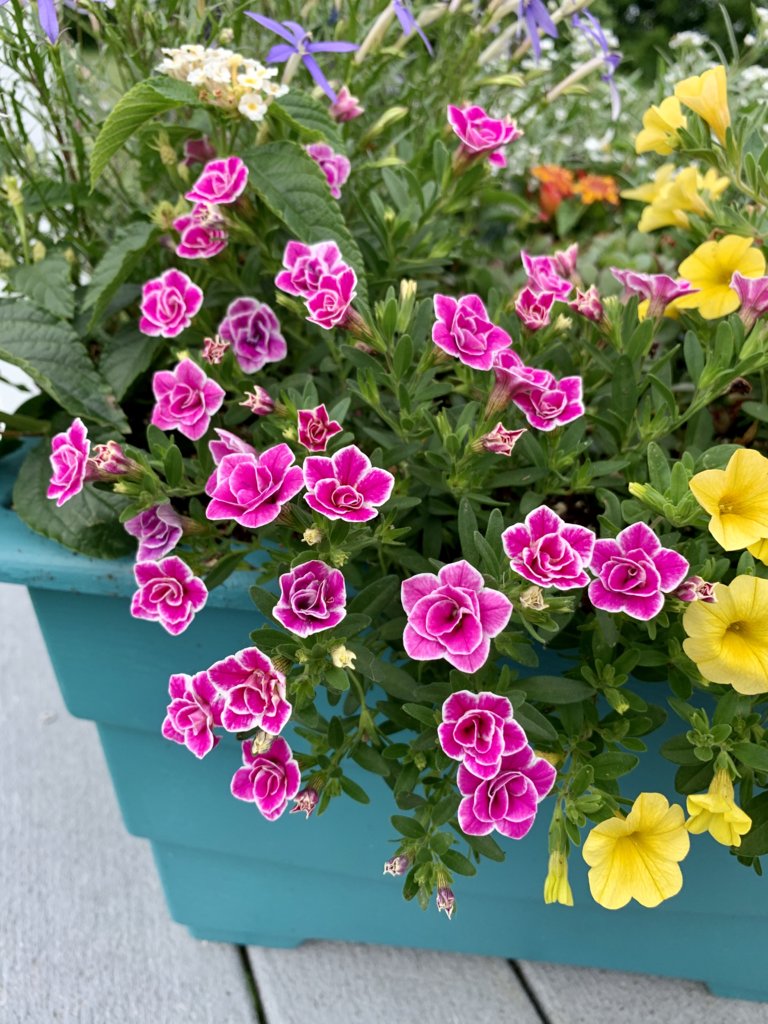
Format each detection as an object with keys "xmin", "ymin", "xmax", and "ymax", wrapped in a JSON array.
[
  {"xmin": 203, "ymin": 550, "xmax": 247, "ymax": 590},
  {"xmin": 83, "ymin": 222, "xmax": 158, "ymax": 328},
  {"xmin": 660, "ymin": 735, "xmax": 701, "ymax": 766},
  {"xmin": 349, "ymin": 644, "xmax": 415, "ymax": 700},
  {"xmin": 325, "ymin": 667, "xmax": 350, "ymax": 691},
  {"xmin": 163, "ymin": 445, "xmax": 183, "ymax": 487},
  {"xmin": 441, "ymin": 849, "xmax": 477, "ymax": 876},
  {"xmin": 351, "ymin": 744, "xmax": 391, "ymax": 776},
  {"xmin": 514, "ymin": 702, "xmax": 558, "ymax": 743},
  {"xmin": 675, "ymin": 762, "xmax": 714, "ymax": 794},
  {"xmin": 520, "ymin": 675, "xmax": 594, "ymax": 704},
  {"xmin": 327, "ymin": 716, "xmax": 344, "ymax": 747},
  {"xmin": 393, "ymin": 334, "xmax": 413, "ymax": 379},
  {"xmin": 12, "ymin": 442, "xmax": 134, "ymax": 558},
  {"xmin": 457, "ymin": 496, "xmax": 479, "ymax": 564},
  {"xmin": 249, "ymin": 626, "xmax": 295, "ymax": 652},
  {"xmin": 335, "ymin": 612, "xmax": 371, "ymax": 637},
  {"xmin": 99, "ymin": 328, "xmax": 159, "ymax": 401},
  {"xmin": 348, "ymin": 575, "xmax": 400, "ymax": 618},
  {"xmin": 340, "ymin": 776, "xmax": 370, "ymax": 804},
  {"xmin": 739, "ymin": 793, "xmax": 768, "ymax": 856},
  {"xmin": 249, "ymin": 586, "xmax": 278, "ymax": 618},
  {"xmin": 270, "ymin": 92, "xmax": 343, "ymax": 145},
  {"xmin": 590, "ymin": 751, "xmax": 639, "ymax": 780},
  {"xmin": 391, "ymin": 814, "xmax": 425, "ymax": 839},
  {"xmin": 243, "ymin": 142, "xmax": 368, "ymax": 307},
  {"xmin": 90, "ymin": 78, "xmax": 200, "ymax": 189},
  {"xmin": 462, "ymin": 832, "xmax": 505, "ymax": 862},
  {"xmin": 402, "ymin": 703, "xmax": 436, "ymax": 727},
  {"xmin": 0, "ymin": 301, "xmax": 128, "ymax": 430},
  {"xmin": 11, "ymin": 254, "xmax": 74, "ymax": 320},
  {"xmin": 732, "ymin": 742, "xmax": 768, "ymax": 774}
]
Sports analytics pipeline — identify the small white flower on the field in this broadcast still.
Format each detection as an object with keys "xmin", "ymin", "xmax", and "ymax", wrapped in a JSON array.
[{"xmin": 238, "ymin": 92, "xmax": 268, "ymax": 122}]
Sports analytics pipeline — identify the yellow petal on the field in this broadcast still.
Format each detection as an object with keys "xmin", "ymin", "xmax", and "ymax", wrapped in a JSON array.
[{"xmin": 748, "ymin": 538, "xmax": 768, "ymax": 565}]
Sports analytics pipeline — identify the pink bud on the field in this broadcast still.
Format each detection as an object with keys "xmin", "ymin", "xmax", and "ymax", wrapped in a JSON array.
[
  {"xmin": 674, "ymin": 576, "xmax": 717, "ymax": 603},
  {"xmin": 202, "ymin": 334, "xmax": 231, "ymax": 365},
  {"xmin": 476, "ymin": 423, "xmax": 526, "ymax": 456},
  {"xmin": 239, "ymin": 387, "xmax": 274, "ymax": 416},
  {"xmin": 89, "ymin": 440, "xmax": 134, "ymax": 477},
  {"xmin": 290, "ymin": 788, "xmax": 319, "ymax": 818},
  {"xmin": 569, "ymin": 285, "xmax": 604, "ymax": 324},
  {"xmin": 436, "ymin": 886, "xmax": 456, "ymax": 920},
  {"xmin": 731, "ymin": 272, "xmax": 768, "ymax": 332},
  {"xmin": 383, "ymin": 855, "xmax": 410, "ymax": 877}
]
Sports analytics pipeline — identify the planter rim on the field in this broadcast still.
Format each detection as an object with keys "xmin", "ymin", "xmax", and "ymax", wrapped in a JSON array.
[{"xmin": 0, "ymin": 446, "xmax": 257, "ymax": 609}]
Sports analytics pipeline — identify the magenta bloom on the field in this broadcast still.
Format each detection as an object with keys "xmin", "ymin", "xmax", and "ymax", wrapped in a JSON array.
[
  {"xmin": 432, "ymin": 294, "xmax": 512, "ymax": 370},
  {"xmin": 447, "ymin": 104, "xmax": 522, "ymax": 168},
  {"xmin": 218, "ymin": 297, "xmax": 287, "ymax": 374},
  {"xmin": 515, "ymin": 287, "xmax": 555, "ymax": 331},
  {"xmin": 185, "ymin": 156, "xmax": 248, "ymax": 205},
  {"xmin": 588, "ymin": 521, "xmax": 690, "ymax": 621},
  {"xmin": 275, "ymin": 240, "xmax": 346, "ymax": 298},
  {"xmin": 329, "ymin": 85, "xmax": 364, "ymax": 121},
  {"xmin": 512, "ymin": 374, "xmax": 584, "ymax": 432},
  {"xmin": 502, "ymin": 506, "xmax": 595, "ymax": 590},
  {"xmin": 273, "ymin": 560, "xmax": 347, "ymax": 637},
  {"xmin": 139, "ymin": 268, "xmax": 203, "ymax": 338},
  {"xmin": 553, "ymin": 243, "xmax": 579, "ymax": 277},
  {"xmin": 401, "ymin": 560, "xmax": 512, "ymax": 674},
  {"xmin": 174, "ymin": 204, "xmax": 228, "ymax": 260},
  {"xmin": 208, "ymin": 646, "xmax": 291, "ymax": 735},
  {"xmin": 303, "ymin": 444, "xmax": 394, "ymax": 523},
  {"xmin": 438, "ymin": 690, "xmax": 527, "ymax": 780},
  {"xmin": 306, "ymin": 268, "xmax": 358, "ymax": 330},
  {"xmin": 457, "ymin": 745, "xmax": 556, "ymax": 838},
  {"xmin": 521, "ymin": 251, "xmax": 573, "ymax": 299},
  {"xmin": 209, "ymin": 428, "xmax": 257, "ymax": 465},
  {"xmin": 130, "ymin": 556, "xmax": 208, "ymax": 636},
  {"xmin": 162, "ymin": 671, "xmax": 223, "ymax": 759},
  {"xmin": 480, "ymin": 423, "xmax": 526, "ymax": 456},
  {"xmin": 231, "ymin": 736, "xmax": 301, "ymax": 821},
  {"xmin": 732, "ymin": 272, "xmax": 768, "ymax": 331},
  {"xmin": 124, "ymin": 503, "xmax": 183, "ymax": 561},
  {"xmin": 47, "ymin": 418, "xmax": 90, "ymax": 507},
  {"xmin": 151, "ymin": 358, "xmax": 225, "ymax": 442},
  {"xmin": 489, "ymin": 349, "xmax": 554, "ymax": 408},
  {"xmin": 569, "ymin": 285, "xmax": 604, "ymax": 323},
  {"xmin": 183, "ymin": 136, "xmax": 216, "ymax": 167},
  {"xmin": 297, "ymin": 403, "xmax": 343, "ymax": 452},
  {"xmin": 610, "ymin": 268, "xmax": 698, "ymax": 318},
  {"xmin": 205, "ymin": 443, "xmax": 304, "ymax": 528},
  {"xmin": 305, "ymin": 142, "xmax": 351, "ymax": 199}
]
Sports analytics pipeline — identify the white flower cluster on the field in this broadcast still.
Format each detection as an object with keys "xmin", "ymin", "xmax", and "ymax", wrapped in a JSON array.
[{"xmin": 157, "ymin": 44, "xmax": 289, "ymax": 122}]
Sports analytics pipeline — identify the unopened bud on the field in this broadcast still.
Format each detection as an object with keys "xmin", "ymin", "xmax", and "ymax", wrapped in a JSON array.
[
  {"xmin": 674, "ymin": 576, "xmax": 717, "ymax": 603},
  {"xmin": 251, "ymin": 730, "xmax": 274, "ymax": 754},
  {"xmin": 383, "ymin": 855, "xmax": 410, "ymax": 876},
  {"xmin": 543, "ymin": 850, "xmax": 574, "ymax": 906},
  {"xmin": 2, "ymin": 175, "xmax": 22, "ymax": 207},
  {"xmin": 330, "ymin": 645, "xmax": 356, "ymax": 670},
  {"xmin": 519, "ymin": 585, "xmax": 548, "ymax": 611},
  {"xmin": 31, "ymin": 240, "xmax": 46, "ymax": 263},
  {"xmin": 240, "ymin": 386, "xmax": 274, "ymax": 416},
  {"xmin": 290, "ymin": 788, "xmax": 319, "ymax": 818},
  {"xmin": 436, "ymin": 886, "xmax": 456, "ymax": 921},
  {"xmin": 303, "ymin": 527, "xmax": 323, "ymax": 546}
]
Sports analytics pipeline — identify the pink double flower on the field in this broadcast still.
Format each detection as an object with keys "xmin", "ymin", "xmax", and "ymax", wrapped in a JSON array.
[
  {"xmin": 151, "ymin": 358, "xmax": 225, "ymax": 442},
  {"xmin": 162, "ymin": 671, "xmax": 223, "ymax": 760},
  {"xmin": 231, "ymin": 737, "xmax": 301, "ymax": 821},
  {"xmin": 447, "ymin": 104, "xmax": 522, "ymax": 168},
  {"xmin": 432, "ymin": 293, "xmax": 512, "ymax": 370},
  {"xmin": 205, "ymin": 443, "xmax": 304, "ymax": 528},
  {"xmin": 303, "ymin": 444, "xmax": 394, "ymax": 522},
  {"xmin": 130, "ymin": 556, "xmax": 208, "ymax": 636}
]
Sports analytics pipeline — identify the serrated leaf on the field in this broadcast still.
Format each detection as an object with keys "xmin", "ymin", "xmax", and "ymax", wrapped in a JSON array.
[
  {"xmin": 243, "ymin": 142, "xmax": 368, "ymax": 307},
  {"xmin": 11, "ymin": 254, "xmax": 74, "ymax": 320},
  {"xmin": 83, "ymin": 222, "xmax": 158, "ymax": 328},
  {"xmin": 270, "ymin": 92, "xmax": 343, "ymax": 145},
  {"xmin": 0, "ymin": 300, "xmax": 128, "ymax": 430},
  {"xmin": 99, "ymin": 328, "xmax": 159, "ymax": 400}
]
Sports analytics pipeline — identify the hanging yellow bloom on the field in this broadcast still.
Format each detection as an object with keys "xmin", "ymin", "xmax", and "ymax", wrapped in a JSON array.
[
  {"xmin": 674, "ymin": 64, "xmax": 731, "ymax": 145},
  {"xmin": 698, "ymin": 167, "xmax": 730, "ymax": 201},
  {"xmin": 689, "ymin": 448, "xmax": 768, "ymax": 549},
  {"xmin": 624, "ymin": 165, "xmax": 729, "ymax": 234},
  {"xmin": 682, "ymin": 575, "xmax": 768, "ymax": 695},
  {"xmin": 675, "ymin": 235, "xmax": 766, "ymax": 319},
  {"xmin": 543, "ymin": 850, "xmax": 574, "ymax": 907},
  {"xmin": 748, "ymin": 538, "xmax": 768, "ymax": 565},
  {"xmin": 620, "ymin": 163, "xmax": 676, "ymax": 205},
  {"xmin": 583, "ymin": 793, "xmax": 689, "ymax": 910},
  {"xmin": 635, "ymin": 96, "xmax": 688, "ymax": 155},
  {"xmin": 686, "ymin": 770, "xmax": 752, "ymax": 847}
]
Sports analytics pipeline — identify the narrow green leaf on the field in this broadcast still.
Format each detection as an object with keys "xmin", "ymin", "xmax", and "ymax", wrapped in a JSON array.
[
  {"xmin": 591, "ymin": 751, "xmax": 639, "ymax": 780},
  {"xmin": 402, "ymin": 703, "xmax": 436, "ymax": 727},
  {"xmin": 732, "ymin": 742, "xmax": 768, "ymax": 774},
  {"xmin": 340, "ymin": 776, "xmax": 370, "ymax": 804},
  {"xmin": 520, "ymin": 675, "xmax": 594, "ymax": 704},
  {"xmin": 441, "ymin": 849, "xmax": 477, "ymax": 876},
  {"xmin": 391, "ymin": 814, "xmax": 425, "ymax": 838}
]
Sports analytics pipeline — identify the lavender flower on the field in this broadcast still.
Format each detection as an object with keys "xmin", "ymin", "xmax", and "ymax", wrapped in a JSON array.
[
  {"xmin": 393, "ymin": 1, "xmax": 433, "ymax": 55},
  {"xmin": 571, "ymin": 11, "xmax": 622, "ymax": 120},
  {"xmin": 245, "ymin": 13, "xmax": 358, "ymax": 101},
  {"xmin": 520, "ymin": 0, "xmax": 558, "ymax": 62},
  {"xmin": 0, "ymin": 0, "xmax": 107, "ymax": 43}
]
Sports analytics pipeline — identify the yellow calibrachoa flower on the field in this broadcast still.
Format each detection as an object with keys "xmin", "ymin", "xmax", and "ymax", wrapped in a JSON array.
[
  {"xmin": 635, "ymin": 96, "xmax": 687, "ymax": 155},
  {"xmin": 674, "ymin": 64, "xmax": 731, "ymax": 145},
  {"xmin": 748, "ymin": 538, "xmax": 768, "ymax": 565},
  {"xmin": 620, "ymin": 163, "xmax": 676, "ymax": 205},
  {"xmin": 625, "ymin": 165, "xmax": 729, "ymax": 234},
  {"xmin": 675, "ymin": 235, "xmax": 766, "ymax": 319},
  {"xmin": 682, "ymin": 576, "xmax": 768, "ymax": 695},
  {"xmin": 689, "ymin": 448, "xmax": 768, "ymax": 549},
  {"xmin": 686, "ymin": 770, "xmax": 752, "ymax": 847},
  {"xmin": 543, "ymin": 850, "xmax": 574, "ymax": 906},
  {"xmin": 582, "ymin": 793, "xmax": 689, "ymax": 910},
  {"xmin": 699, "ymin": 167, "xmax": 730, "ymax": 201}
]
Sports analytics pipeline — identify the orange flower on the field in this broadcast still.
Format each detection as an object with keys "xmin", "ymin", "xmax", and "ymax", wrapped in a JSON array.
[
  {"xmin": 573, "ymin": 173, "xmax": 620, "ymax": 206},
  {"xmin": 531, "ymin": 164, "xmax": 575, "ymax": 217}
]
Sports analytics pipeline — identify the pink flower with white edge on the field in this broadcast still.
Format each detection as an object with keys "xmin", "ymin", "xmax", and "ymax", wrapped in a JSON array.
[
  {"xmin": 512, "ymin": 374, "xmax": 584, "ymax": 432},
  {"xmin": 303, "ymin": 444, "xmax": 394, "ymax": 523},
  {"xmin": 329, "ymin": 85, "xmax": 364, "ymax": 122},
  {"xmin": 231, "ymin": 736, "xmax": 301, "ymax": 821},
  {"xmin": 240, "ymin": 387, "xmax": 275, "ymax": 416},
  {"xmin": 139, "ymin": 268, "xmax": 203, "ymax": 338},
  {"xmin": 432, "ymin": 294, "xmax": 512, "ymax": 371},
  {"xmin": 515, "ymin": 287, "xmax": 555, "ymax": 331},
  {"xmin": 208, "ymin": 646, "xmax": 291, "ymax": 734},
  {"xmin": 162, "ymin": 671, "xmax": 223, "ymax": 759},
  {"xmin": 731, "ymin": 272, "xmax": 768, "ymax": 332},
  {"xmin": 275, "ymin": 240, "xmax": 346, "ymax": 298},
  {"xmin": 297, "ymin": 404, "xmax": 343, "ymax": 453},
  {"xmin": 479, "ymin": 423, "xmax": 526, "ymax": 456},
  {"xmin": 553, "ymin": 243, "xmax": 579, "ymax": 278},
  {"xmin": 306, "ymin": 142, "xmax": 351, "ymax": 199},
  {"xmin": 610, "ymin": 268, "xmax": 698, "ymax": 319},
  {"xmin": 502, "ymin": 505, "xmax": 596, "ymax": 590},
  {"xmin": 151, "ymin": 358, "xmax": 225, "ymax": 442},
  {"xmin": 205, "ymin": 443, "xmax": 304, "ymax": 528},
  {"xmin": 291, "ymin": 788, "xmax": 319, "ymax": 818},
  {"xmin": 47, "ymin": 418, "xmax": 89, "ymax": 507},
  {"xmin": 675, "ymin": 575, "xmax": 717, "ymax": 603},
  {"xmin": 401, "ymin": 560, "xmax": 512, "ymax": 674},
  {"xmin": 569, "ymin": 285, "xmax": 604, "ymax": 323},
  {"xmin": 174, "ymin": 203, "xmax": 228, "ymax": 259},
  {"xmin": 185, "ymin": 156, "xmax": 248, "ymax": 205},
  {"xmin": 273, "ymin": 559, "xmax": 347, "ymax": 637},
  {"xmin": 457, "ymin": 745, "xmax": 556, "ymax": 838},
  {"xmin": 588, "ymin": 522, "xmax": 689, "ymax": 621},
  {"xmin": 447, "ymin": 104, "xmax": 522, "ymax": 168},
  {"xmin": 306, "ymin": 268, "xmax": 358, "ymax": 330},
  {"xmin": 218, "ymin": 297, "xmax": 287, "ymax": 374},
  {"xmin": 521, "ymin": 251, "xmax": 573, "ymax": 299},
  {"xmin": 124, "ymin": 503, "xmax": 183, "ymax": 561},
  {"xmin": 130, "ymin": 556, "xmax": 207, "ymax": 636},
  {"xmin": 183, "ymin": 136, "xmax": 216, "ymax": 167},
  {"xmin": 208, "ymin": 428, "xmax": 257, "ymax": 465},
  {"xmin": 488, "ymin": 349, "xmax": 554, "ymax": 411},
  {"xmin": 88, "ymin": 440, "xmax": 133, "ymax": 477},
  {"xmin": 438, "ymin": 690, "xmax": 527, "ymax": 780}
]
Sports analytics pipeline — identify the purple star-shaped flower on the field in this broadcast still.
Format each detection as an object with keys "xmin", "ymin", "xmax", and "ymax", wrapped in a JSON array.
[
  {"xmin": 393, "ymin": 0, "xmax": 433, "ymax": 55},
  {"xmin": 520, "ymin": 0, "xmax": 558, "ymax": 62},
  {"xmin": 245, "ymin": 12, "xmax": 358, "ymax": 102},
  {"xmin": 0, "ymin": 0, "xmax": 107, "ymax": 43},
  {"xmin": 571, "ymin": 11, "xmax": 623, "ymax": 120}
]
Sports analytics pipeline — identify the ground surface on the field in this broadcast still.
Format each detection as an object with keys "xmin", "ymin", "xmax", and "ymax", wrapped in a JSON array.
[{"xmin": 2, "ymin": 582, "xmax": 767, "ymax": 1023}]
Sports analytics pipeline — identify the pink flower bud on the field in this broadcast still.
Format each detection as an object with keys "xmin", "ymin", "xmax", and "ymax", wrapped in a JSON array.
[
  {"xmin": 239, "ymin": 386, "xmax": 275, "ymax": 416},
  {"xmin": 89, "ymin": 440, "xmax": 134, "ymax": 477},
  {"xmin": 477, "ymin": 422, "xmax": 526, "ymax": 456},
  {"xmin": 329, "ymin": 85, "xmax": 365, "ymax": 122},
  {"xmin": 515, "ymin": 287, "xmax": 555, "ymax": 331},
  {"xmin": 674, "ymin": 575, "xmax": 717, "ymax": 603},
  {"xmin": 731, "ymin": 272, "xmax": 768, "ymax": 332},
  {"xmin": 305, "ymin": 143, "xmax": 351, "ymax": 199},
  {"xmin": 291, "ymin": 788, "xmax": 319, "ymax": 818},
  {"xmin": 183, "ymin": 136, "xmax": 217, "ymax": 167},
  {"xmin": 569, "ymin": 285, "xmax": 604, "ymax": 323},
  {"xmin": 202, "ymin": 334, "xmax": 231, "ymax": 365},
  {"xmin": 436, "ymin": 887, "xmax": 456, "ymax": 920},
  {"xmin": 383, "ymin": 855, "xmax": 410, "ymax": 876}
]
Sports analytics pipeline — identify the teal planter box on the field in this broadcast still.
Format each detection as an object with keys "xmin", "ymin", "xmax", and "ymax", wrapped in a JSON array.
[{"xmin": 1, "ymin": 450, "xmax": 765, "ymax": 1000}]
